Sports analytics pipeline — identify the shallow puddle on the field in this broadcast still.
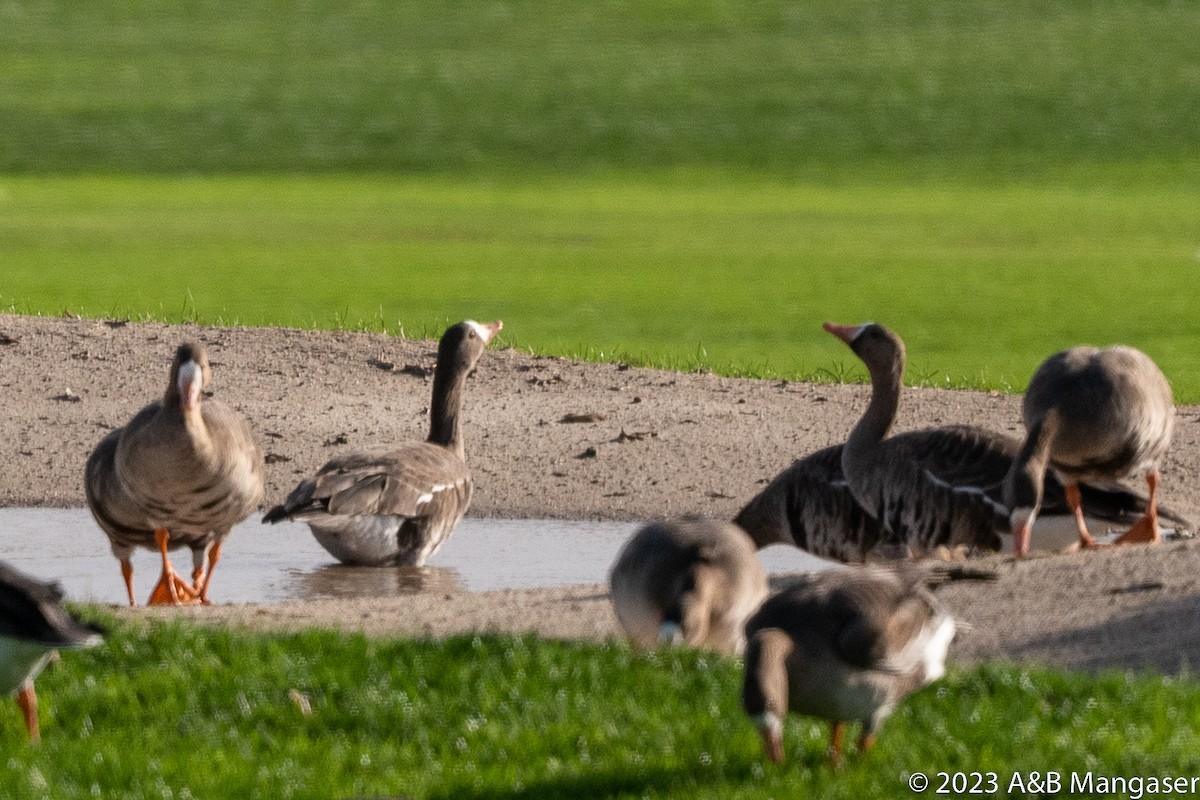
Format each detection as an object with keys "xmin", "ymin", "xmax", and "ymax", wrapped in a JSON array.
[{"xmin": 0, "ymin": 508, "xmax": 831, "ymax": 605}]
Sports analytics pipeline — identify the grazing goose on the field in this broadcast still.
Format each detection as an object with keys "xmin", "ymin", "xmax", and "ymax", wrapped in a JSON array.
[
  {"xmin": 263, "ymin": 320, "xmax": 502, "ymax": 566},
  {"xmin": 1, "ymin": 562, "xmax": 104, "ymax": 742},
  {"xmin": 85, "ymin": 342, "xmax": 265, "ymax": 606},
  {"xmin": 610, "ymin": 518, "xmax": 768, "ymax": 655},
  {"xmin": 1004, "ymin": 345, "xmax": 1176, "ymax": 556},
  {"xmin": 742, "ymin": 565, "xmax": 956, "ymax": 764}
]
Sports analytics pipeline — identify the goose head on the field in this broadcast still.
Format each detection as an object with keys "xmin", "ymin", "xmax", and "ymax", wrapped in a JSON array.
[
  {"xmin": 437, "ymin": 320, "xmax": 503, "ymax": 377},
  {"xmin": 823, "ymin": 321, "xmax": 906, "ymax": 381},
  {"xmin": 741, "ymin": 627, "xmax": 793, "ymax": 763},
  {"xmin": 167, "ymin": 342, "xmax": 212, "ymax": 412}
]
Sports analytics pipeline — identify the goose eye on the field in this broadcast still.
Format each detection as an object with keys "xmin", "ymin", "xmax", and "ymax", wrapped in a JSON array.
[{"xmin": 468, "ymin": 330, "xmax": 477, "ymax": 339}]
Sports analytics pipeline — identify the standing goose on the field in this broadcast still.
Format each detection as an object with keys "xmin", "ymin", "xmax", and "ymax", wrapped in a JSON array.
[
  {"xmin": 85, "ymin": 342, "xmax": 265, "ymax": 606},
  {"xmin": 825, "ymin": 321, "xmax": 1026, "ymax": 555},
  {"xmin": 1004, "ymin": 345, "xmax": 1175, "ymax": 556},
  {"xmin": 263, "ymin": 320, "xmax": 502, "ymax": 566},
  {"xmin": 742, "ymin": 565, "xmax": 956, "ymax": 764},
  {"xmin": 732, "ymin": 427, "xmax": 1178, "ymax": 561},
  {"xmin": 1, "ymin": 561, "xmax": 104, "ymax": 742},
  {"xmin": 609, "ymin": 518, "xmax": 768, "ymax": 655}
]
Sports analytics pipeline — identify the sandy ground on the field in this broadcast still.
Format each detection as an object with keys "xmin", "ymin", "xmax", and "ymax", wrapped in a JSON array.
[{"xmin": 2, "ymin": 313, "xmax": 1199, "ymax": 674}]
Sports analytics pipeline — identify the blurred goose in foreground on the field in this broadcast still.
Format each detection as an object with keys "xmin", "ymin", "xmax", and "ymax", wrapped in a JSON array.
[
  {"xmin": 263, "ymin": 320, "xmax": 502, "ymax": 566},
  {"xmin": 86, "ymin": 342, "xmax": 265, "ymax": 606},
  {"xmin": 1004, "ymin": 345, "xmax": 1176, "ymax": 556},
  {"xmin": 1, "ymin": 562, "xmax": 104, "ymax": 742},
  {"xmin": 742, "ymin": 565, "xmax": 960, "ymax": 764},
  {"xmin": 610, "ymin": 518, "xmax": 768, "ymax": 655}
]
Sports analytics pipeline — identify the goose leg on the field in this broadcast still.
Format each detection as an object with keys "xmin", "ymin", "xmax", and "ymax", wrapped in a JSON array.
[
  {"xmin": 1113, "ymin": 470, "xmax": 1162, "ymax": 546},
  {"xmin": 147, "ymin": 529, "xmax": 201, "ymax": 606},
  {"xmin": 828, "ymin": 721, "xmax": 846, "ymax": 767},
  {"xmin": 17, "ymin": 684, "xmax": 39, "ymax": 743},
  {"xmin": 858, "ymin": 730, "xmax": 876, "ymax": 754},
  {"xmin": 120, "ymin": 559, "xmax": 136, "ymax": 607},
  {"xmin": 196, "ymin": 539, "xmax": 223, "ymax": 605},
  {"xmin": 1064, "ymin": 484, "xmax": 1105, "ymax": 550}
]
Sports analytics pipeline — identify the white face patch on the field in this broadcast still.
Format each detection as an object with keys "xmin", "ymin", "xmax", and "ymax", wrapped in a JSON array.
[
  {"xmin": 177, "ymin": 360, "xmax": 203, "ymax": 410},
  {"xmin": 460, "ymin": 319, "xmax": 494, "ymax": 345},
  {"xmin": 851, "ymin": 323, "xmax": 873, "ymax": 341}
]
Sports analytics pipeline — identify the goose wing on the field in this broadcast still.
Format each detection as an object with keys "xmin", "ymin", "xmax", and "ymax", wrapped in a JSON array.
[{"xmin": 266, "ymin": 442, "xmax": 471, "ymax": 521}]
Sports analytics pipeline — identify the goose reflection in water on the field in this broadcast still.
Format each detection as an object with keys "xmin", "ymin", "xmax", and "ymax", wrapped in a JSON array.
[{"xmin": 283, "ymin": 564, "xmax": 464, "ymax": 601}]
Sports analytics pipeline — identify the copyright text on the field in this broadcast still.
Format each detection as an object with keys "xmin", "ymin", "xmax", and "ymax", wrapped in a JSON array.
[{"xmin": 908, "ymin": 771, "xmax": 1200, "ymax": 798}]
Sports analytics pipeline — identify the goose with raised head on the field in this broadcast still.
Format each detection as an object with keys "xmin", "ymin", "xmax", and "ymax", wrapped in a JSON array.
[
  {"xmin": 824, "ymin": 320, "xmax": 1034, "ymax": 555},
  {"xmin": 732, "ymin": 423, "xmax": 1179, "ymax": 561},
  {"xmin": 742, "ymin": 565, "xmax": 956, "ymax": 764},
  {"xmin": 1, "ymin": 561, "xmax": 104, "ymax": 742},
  {"xmin": 610, "ymin": 518, "xmax": 768, "ymax": 655},
  {"xmin": 85, "ymin": 342, "xmax": 265, "ymax": 606},
  {"xmin": 263, "ymin": 320, "xmax": 502, "ymax": 566},
  {"xmin": 1004, "ymin": 345, "xmax": 1175, "ymax": 556}
]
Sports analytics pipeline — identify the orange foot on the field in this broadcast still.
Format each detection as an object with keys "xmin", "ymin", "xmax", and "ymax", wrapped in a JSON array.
[
  {"xmin": 147, "ymin": 567, "xmax": 202, "ymax": 605},
  {"xmin": 1113, "ymin": 514, "xmax": 1161, "ymax": 547}
]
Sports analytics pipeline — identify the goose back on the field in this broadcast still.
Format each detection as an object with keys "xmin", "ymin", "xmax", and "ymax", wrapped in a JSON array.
[
  {"xmin": 1024, "ymin": 345, "xmax": 1175, "ymax": 484},
  {"xmin": 742, "ymin": 566, "xmax": 955, "ymax": 754}
]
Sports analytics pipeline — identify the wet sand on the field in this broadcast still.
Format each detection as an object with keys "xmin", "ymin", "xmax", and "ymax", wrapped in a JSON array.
[{"xmin": 2, "ymin": 312, "xmax": 1199, "ymax": 673}]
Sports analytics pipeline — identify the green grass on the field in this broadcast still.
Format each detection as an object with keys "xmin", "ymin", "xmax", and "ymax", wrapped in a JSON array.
[
  {"xmin": 3, "ymin": 169, "xmax": 1199, "ymax": 399},
  {"xmin": 3, "ymin": 620, "xmax": 1199, "ymax": 799},
  {"xmin": 2, "ymin": 0, "xmax": 1198, "ymax": 173},
  {"xmin": 2, "ymin": 0, "xmax": 1198, "ymax": 398}
]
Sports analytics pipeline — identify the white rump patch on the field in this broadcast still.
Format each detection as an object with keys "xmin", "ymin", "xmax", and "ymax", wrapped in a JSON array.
[{"xmin": 922, "ymin": 615, "xmax": 957, "ymax": 683}]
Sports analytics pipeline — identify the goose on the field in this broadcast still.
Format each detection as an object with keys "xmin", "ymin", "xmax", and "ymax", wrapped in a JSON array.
[
  {"xmin": 742, "ymin": 565, "xmax": 956, "ymax": 764},
  {"xmin": 85, "ymin": 342, "xmax": 265, "ymax": 606},
  {"xmin": 733, "ymin": 427, "xmax": 1179, "ymax": 561},
  {"xmin": 1, "ymin": 561, "xmax": 104, "ymax": 742},
  {"xmin": 818, "ymin": 321, "xmax": 1188, "ymax": 557},
  {"xmin": 263, "ymin": 320, "xmax": 502, "ymax": 566},
  {"xmin": 1004, "ymin": 345, "xmax": 1176, "ymax": 556},
  {"xmin": 610, "ymin": 518, "xmax": 768, "ymax": 655}
]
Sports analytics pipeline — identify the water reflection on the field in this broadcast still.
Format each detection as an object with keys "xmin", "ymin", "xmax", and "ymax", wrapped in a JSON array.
[
  {"xmin": 0, "ymin": 508, "xmax": 831, "ymax": 605},
  {"xmin": 285, "ymin": 564, "xmax": 464, "ymax": 599}
]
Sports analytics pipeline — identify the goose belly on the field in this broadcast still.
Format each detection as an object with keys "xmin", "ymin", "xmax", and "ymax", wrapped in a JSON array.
[
  {"xmin": 308, "ymin": 513, "xmax": 461, "ymax": 567},
  {"xmin": 0, "ymin": 638, "xmax": 55, "ymax": 695}
]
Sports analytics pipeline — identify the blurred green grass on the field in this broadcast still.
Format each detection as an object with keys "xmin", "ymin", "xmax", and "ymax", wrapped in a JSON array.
[
  {"xmin": 3, "ymin": 0, "xmax": 1198, "ymax": 173},
  {"xmin": 3, "ymin": 621, "xmax": 1199, "ymax": 799},
  {"xmin": 1, "ymin": 0, "xmax": 1197, "ymax": 398}
]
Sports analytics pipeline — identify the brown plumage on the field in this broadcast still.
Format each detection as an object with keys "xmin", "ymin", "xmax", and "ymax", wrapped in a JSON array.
[
  {"xmin": 733, "ymin": 424, "xmax": 1179, "ymax": 561},
  {"xmin": 1, "ymin": 561, "xmax": 104, "ymax": 742},
  {"xmin": 263, "ymin": 320, "xmax": 501, "ymax": 566},
  {"xmin": 824, "ymin": 321, "xmax": 1020, "ymax": 557},
  {"xmin": 85, "ymin": 341, "xmax": 265, "ymax": 606},
  {"xmin": 609, "ymin": 518, "xmax": 768, "ymax": 655},
  {"xmin": 1004, "ymin": 345, "xmax": 1177, "ymax": 555},
  {"xmin": 742, "ymin": 565, "xmax": 957, "ymax": 764}
]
